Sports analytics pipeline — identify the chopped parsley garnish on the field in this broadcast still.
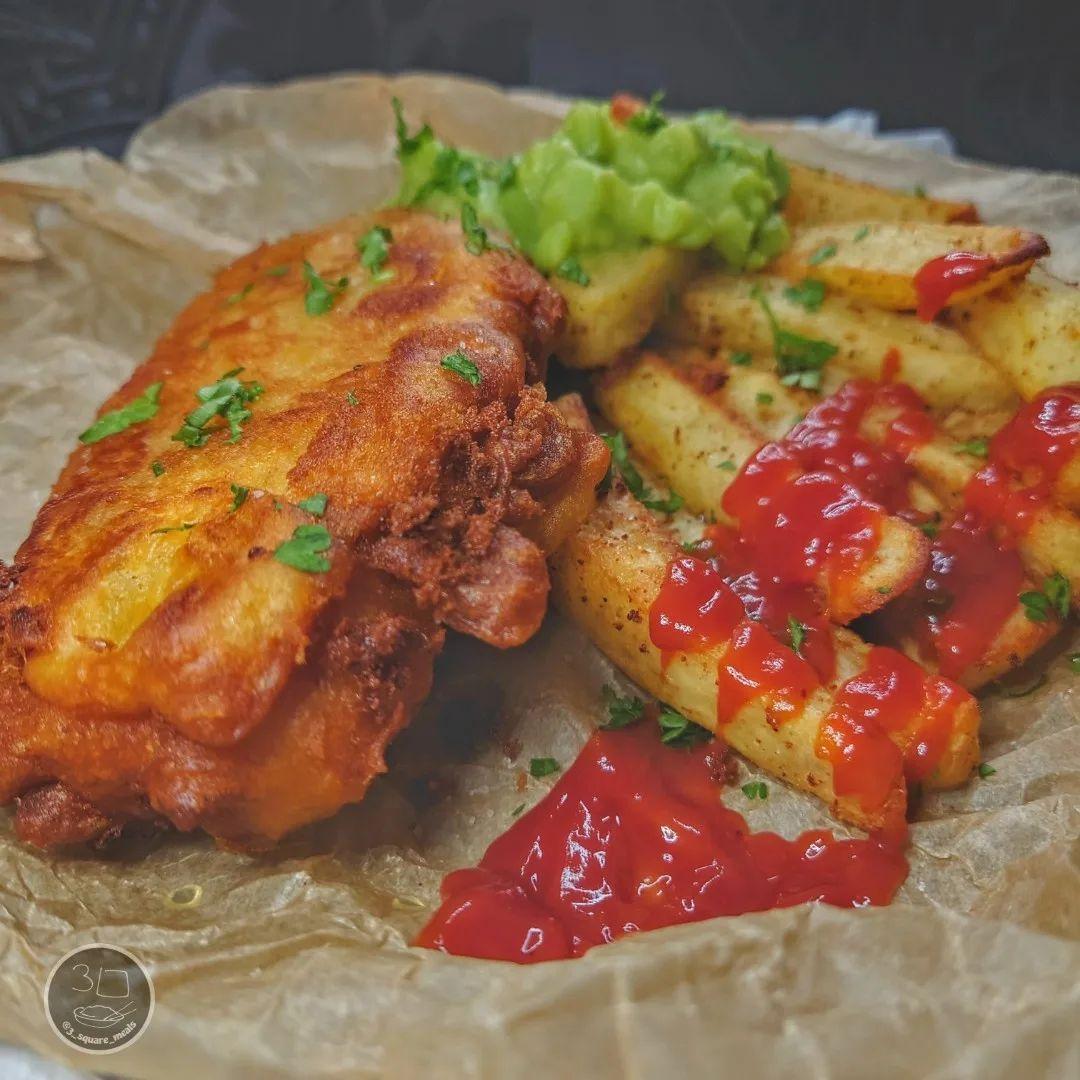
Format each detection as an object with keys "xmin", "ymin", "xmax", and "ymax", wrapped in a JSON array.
[
  {"xmin": 783, "ymin": 279, "xmax": 826, "ymax": 312},
  {"xmin": 346, "ymin": 390, "xmax": 359, "ymax": 406},
  {"xmin": 718, "ymin": 459, "xmax": 737, "ymax": 471},
  {"xmin": 1019, "ymin": 572, "xmax": 1071, "ymax": 623},
  {"xmin": 441, "ymin": 349, "xmax": 481, "ymax": 386},
  {"xmin": 297, "ymin": 492, "xmax": 328, "ymax": 517},
  {"xmin": 225, "ymin": 282, "xmax": 253, "ymax": 306},
  {"xmin": 913, "ymin": 184, "xmax": 928, "ymax": 198},
  {"xmin": 172, "ymin": 369, "xmax": 264, "ymax": 447},
  {"xmin": 1045, "ymin": 573, "xmax": 1071, "ymax": 618},
  {"xmin": 529, "ymin": 757, "xmax": 560, "ymax": 778},
  {"xmin": 731, "ymin": 351, "xmax": 752, "ymax": 366},
  {"xmin": 229, "ymin": 483, "xmax": 248, "ymax": 513},
  {"xmin": 787, "ymin": 615, "xmax": 808, "ymax": 657},
  {"xmin": 753, "ymin": 287, "xmax": 838, "ymax": 391},
  {"xmin": 460, "ymin": 202, "xmax": 489, "ymax": 255},
  {"xmin": 302, "ymin": 260, "xmax": 349, "ymax": 316},
  {"xmin": 680, "ymin": 538, "xmax": 705, "ymax": 553},
  {"xmin": 407, "ymin": 144, "xmax": 483, "ymax": 206},
  {"xmin": 977, "ymin": 762, "xmax": 996, "ymax": 778},
  {"xmin": 956, "ymin": 437, "xmax": 989, "ymax": 458},
  {"xmin": 357, "ymin": 225, "xmax": 394, "ymax": 282},
  {"xmin": 511, "ymin": 803, "xmax": 526, "ymax": 817},
  {"xmin": 658, "ymin": 706, "xmax": 711, "ymax": 748},
  {"xmin": 601, "ymin": 685, "xmax": 645, "ymax": 730},
  {"xmin": 626, "ymin": 91, "xmax": 668, "ymax": 135},
  {"xmin": 601, "ymin": 430, "xmax": 683, "ymax": 514},
  {"xmin": 274, "ymin": 523, "xmax": 332, "ymax": 573},
  {"xmin": 853, "ymin": 225, "xmax": 870, "ymax": 242},
  {"xmin": 496, "ymin": 159, "xmax": 518, "ymax": 189},
  {"xmin": 265, "ymin": 264, "xmax": 291, "ymax": 277},
  {"xmin": 756, "ymin": 392, "xmax": 774, "ymax": 406},
  {"xmin": 919, "ymin": 517, "xmax": 941, "ymax": 540},
  {"xmin": 1068, "ymin": 652, "xmax": 1080, "ymax": 673},
  {"xmin": 151, "ymin": 522, "xmax": 195, "ymax": 535},
  {"xmin": 808, "ymin": 242, "xmax": 837, "ymax": 265},
  {"xmin": 150, "ymin": 460, "xmax": 165, "ymax": 477},
  {"xmin": 391, "ymin": 96, "xmax": 432, "ymax": 157},
  {"xmin": 79, "ymin": 382, "xmax": 163, "ymax": 445},
  {"xmin": 741, "ymin": 780, "xmax": 769, "ymax": 800},
  {"xmin": 556, "ymin": 256, "xmax": 590, "ymax": 286}
]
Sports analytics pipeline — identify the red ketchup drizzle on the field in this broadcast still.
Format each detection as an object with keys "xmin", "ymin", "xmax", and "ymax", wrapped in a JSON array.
[
  {"xmin": 720, "ymin": 380, "xmax": 930, "ymax": 616},
  {"xmin": 415, "ymin": 724, "xmax": 908, "ymax": 963},
  {"xmin": 714, "ymin": 620, "xmax": 821, "ymax": 727},
  {"xmin": 902, "ymin": 512, "xmax": 1027, "ymax": 678},
  {"xmin": 649, "ymin": 554, "xmax": 822, "ymax": 722},
  {"xmin": 649, "ymin": 556, "xmax": 743, "ymax": 662},
  {"xmin": 609, "ymin": 92, "xmax": 645, "ymax": 124},
  {"xmin": 881, "ymin": 346, "xmax": 902, "ymax": 383},
  {"xmin": 817, "ymin": 646, "xmax": 967, "ymax": 805},
  {"xmin": 990, "ymin": 383, "xmax": 1080, "ymax": 485},
  {"xmin": 964, "ymin": 461, "xmax": 1048, "ymax": 537},
  {"xmin": 913, "ymin": 251, "xmax": 995, "ymax": 322}
]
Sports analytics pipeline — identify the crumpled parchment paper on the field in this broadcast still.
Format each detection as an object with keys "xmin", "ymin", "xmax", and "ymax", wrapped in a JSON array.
[{"xmin": 0, "ymin": 73, "xmax": 1077, "ymax": 1080}]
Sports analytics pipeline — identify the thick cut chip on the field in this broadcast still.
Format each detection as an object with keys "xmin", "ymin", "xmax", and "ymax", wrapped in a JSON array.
[
  {"xmin": 661, "ymin": 272, "xmax": 1017, "ymax": 412},
  {"xmin": 553, "ymin": 247, "xmax": 700, "ymax": 368},
  {"xmin": 952, "ymin": 267, "xmax": 1080, "ymax": 398},
  {"xmin": 774, "ymin": 222, "xmax": 1048, "ymax": 313},
  {"xmin": 783, "ymin": 163, "xmax": 978, "ymax": 228}
]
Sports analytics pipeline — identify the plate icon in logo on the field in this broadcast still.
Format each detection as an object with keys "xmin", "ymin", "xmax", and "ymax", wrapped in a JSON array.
[{"xmin": 44, "ymin": 944, "xmax": 154, "ymax": 1055}]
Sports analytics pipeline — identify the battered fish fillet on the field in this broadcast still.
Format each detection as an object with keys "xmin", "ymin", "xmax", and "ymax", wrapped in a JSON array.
[{"xmin": 0, "ymin": 209, "xmax": 608, "ymax": 849}]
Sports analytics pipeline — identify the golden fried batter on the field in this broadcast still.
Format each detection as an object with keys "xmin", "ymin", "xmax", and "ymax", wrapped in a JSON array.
[{"xmin": 0, "ymin": 209, "xmax": 608, "ymax": 848}]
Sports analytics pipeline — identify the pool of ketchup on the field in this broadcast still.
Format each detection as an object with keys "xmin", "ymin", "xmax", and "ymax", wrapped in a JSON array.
[
  {"xmin": 913, "ymin": 251, "xmax": 995, "ymax": 321},
  {"xmin": 416, "ymin": 723, "xmax": 909, "ymax": 963}
]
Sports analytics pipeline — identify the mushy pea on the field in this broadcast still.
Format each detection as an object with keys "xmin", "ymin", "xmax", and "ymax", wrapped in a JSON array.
[{"xmin": 394, "ymin": 93, "xmax": 790, "ymax": 273}]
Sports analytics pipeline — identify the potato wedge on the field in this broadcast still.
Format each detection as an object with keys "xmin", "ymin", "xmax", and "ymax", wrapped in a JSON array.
[
  {"xmin": 661, "ymin": 273, "xmax": 1017, "ymax": 413},
  {"xmin": 595, "ymin": 352, "xmax": 766, "ymax": 515},
  {"xmin": 553, "ymin": 246, "xmax": 700, "ymax": 368},
  {"xmin": 982, "ymin": 382, "xmax": 1080, "ymax": 514},
  {"xmin": 773, "ymin": 223, "xmax": 1049, "ymax": 313},
  {"xmin": 784, "ymin": 163, "xmax": 978, "ymax": 228},
  {"xmin": 880, "ymin": 601, "xmax": 1061, "ymax": 691},
  {"xmin": 595, "ymin": 351, "xmax": 928, "ymax": 624},
  {"xmin": 857, "ymin": 406, "xmax": 1080, "ymax": 612},
  {"xmin": 951, "ymin": 267, "xmax": 1080, "ymax": 398},
  {"xmin": 551, "ymin": 484, "xmax": 979, "ymax": 829}
]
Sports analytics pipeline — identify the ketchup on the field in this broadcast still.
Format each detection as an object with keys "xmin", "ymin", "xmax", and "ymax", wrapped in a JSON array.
[
  {"xmin": 714, "ymin": 619, "xmax": 820, "ymax": 727},
  {"xmin": 881, "ymin": 346, "xmax": 902, "ymax": 383},
  {"xmin": 818, "ymin": 646, "xmax": 967, "ymax": 798},
  {"xmin": 900, "ymin": 512, "xmax": 1027, "ymax": 678},
  {"xmin": 416, "ymin": 724, "xmax": 908, "ymax": 963},
  {"xmin": 913, "ymin": 251, "xmax": 995, "ymax": 321},
  {"xmin": 610, "ymin": 92, "xmax": 645, "ymax": 125},
  {"xmin": 649, "ymin": 556, "xmax": 743, "ymax": 660},
  {"xmin": 990, "ymin": 384, "xmax": 1080, "ymax": 485},
  {"xmin": 720, "ymin": 380, "xmax": 930, "ymax": 618},
  {"xmin": 964, "ymin": 461, "xmax": 1049, "ymax": 538}
]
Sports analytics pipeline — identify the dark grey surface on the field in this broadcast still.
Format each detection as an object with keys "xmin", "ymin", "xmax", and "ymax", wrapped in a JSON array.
[{"xmin": 0, "ymin": 0, "xmax": 1077, "ymax": 169}]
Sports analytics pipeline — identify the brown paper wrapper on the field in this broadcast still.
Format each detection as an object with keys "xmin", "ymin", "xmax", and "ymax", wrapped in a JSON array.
[{"xmin": 0, "ymin": 73, "xmax": 1077, "ymax": 1079}]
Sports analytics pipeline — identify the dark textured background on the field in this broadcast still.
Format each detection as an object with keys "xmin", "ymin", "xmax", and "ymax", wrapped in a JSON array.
[{"xmin": 0, "ymin": 0, "xmax": 1077, "ymax": 171}]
